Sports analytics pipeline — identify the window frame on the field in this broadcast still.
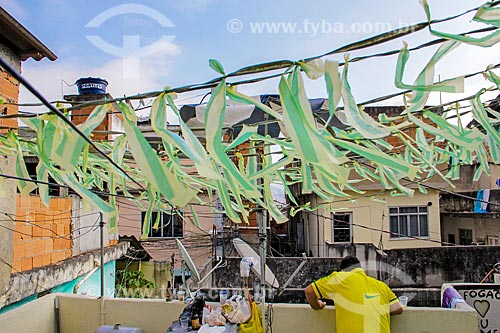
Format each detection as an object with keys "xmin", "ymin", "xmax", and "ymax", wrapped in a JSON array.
[
  {"xmin": 331, "ymin": 212, "xmax": 353, "ymax": 243},
  {"xmin": 141, "ymin": 210, "xmax": 184, "ymax": 239},
  {"xmin": 458, "ymin": 228, "xmax": 473, "ymax": 245},
  {"xmin": 389, "ymin": 206, "xmax": 429, "ymax": 239}
]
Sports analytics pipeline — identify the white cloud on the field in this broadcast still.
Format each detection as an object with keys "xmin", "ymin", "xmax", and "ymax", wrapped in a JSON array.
[{"xmin": 19, "ymin": 41, "xmax": 182, "ymax": 112}]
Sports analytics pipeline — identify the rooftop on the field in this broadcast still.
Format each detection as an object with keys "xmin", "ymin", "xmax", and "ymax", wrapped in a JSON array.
[
  {"xmin": 0, "ymin": 293, "xmax": 479, "ymax": 333},
  {"xmin": 0, "ymin": 7, "xmax": 57, "ymax": 61}
]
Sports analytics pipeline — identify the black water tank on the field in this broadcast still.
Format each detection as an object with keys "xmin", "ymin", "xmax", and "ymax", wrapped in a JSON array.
[{"xmin": 76, "ymin": 77, "xmax": 108, "ymax": 95}]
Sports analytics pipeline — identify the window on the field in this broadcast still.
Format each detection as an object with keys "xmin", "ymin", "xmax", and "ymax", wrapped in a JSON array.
[
  {"xmin": 25, "ymin": 160, "xmax": 60, "ymax": 196},
  {"xmin": 332, "ymin": 212, "xmax": 352, "ymax": 243},
  {"xmin": 487, "ymin": 236, "xmax": 499, "ymax": 246},
  {"xmin": 389, "ymin": 206, "xmax": 429, "ymax": 239},
  {"xmin": 141, "ymin": 211, "xmax": 183, "ymax": 238},
  {"xmin": 458, "ymin": 228, "xmax": 473, "ymax": 245},
  {"xmin": 447, "ymin": 234, "xmax": 456, "ymax": 245}
]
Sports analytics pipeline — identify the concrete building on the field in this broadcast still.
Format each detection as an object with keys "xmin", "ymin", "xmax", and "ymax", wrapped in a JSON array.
[
  {"xmin": 0, "ymin": 8, "xmax": 128, "ymax": 310},
  {"xmin": 285, "ymin": 105, "xmax": 500, "ymax": 257},
  {"xmin": 0, "ymin": 6, "xmax": 56, "ymax": 306}
]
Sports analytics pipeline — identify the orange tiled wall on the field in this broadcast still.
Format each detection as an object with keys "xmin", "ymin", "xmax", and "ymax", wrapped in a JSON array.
[
  {"xmin": 71, "ymin": 106, "xmax": 110, "ymax": 142},
  {"xmin": 0, "ymin": 66, "xmax": 19, "ymax": 132},
  {"xmin": 11, "ymin": 195, "xmax": 73, "ymax": 272}
]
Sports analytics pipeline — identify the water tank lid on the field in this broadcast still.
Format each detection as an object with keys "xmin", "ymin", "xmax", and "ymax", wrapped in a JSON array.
[{"xmin": 75, "ymin": 77, "xmax": 108, "ymax": 95}]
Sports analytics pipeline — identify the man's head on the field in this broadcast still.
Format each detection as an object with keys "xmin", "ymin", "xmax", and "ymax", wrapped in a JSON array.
[{"xmin": 340, "ymin": 256, "xmax": 361, "ymax": 271}]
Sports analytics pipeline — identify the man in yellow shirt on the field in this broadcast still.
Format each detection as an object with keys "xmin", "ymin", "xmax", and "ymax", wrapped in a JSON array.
[{"xmin": 305, "ymin": 256, "xmax": 403, "ymax": 333}]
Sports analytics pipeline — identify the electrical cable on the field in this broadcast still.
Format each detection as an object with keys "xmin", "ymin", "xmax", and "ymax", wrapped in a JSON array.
[
  {"xmin": 1, "ymin": 1, "xmax": 493, "ymax": 117},
  {"xmin": 0, "ymin": 256, "xmax": 53, "ymax": 296},
  {"xmin": 0, "ymin": 56, "xmax": 146, "ymax": 192}
]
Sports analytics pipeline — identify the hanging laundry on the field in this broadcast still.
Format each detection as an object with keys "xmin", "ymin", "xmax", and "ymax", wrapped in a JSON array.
[{"xmin": 474, "ymin": 189, "xmax": 489, "ymax": 213}]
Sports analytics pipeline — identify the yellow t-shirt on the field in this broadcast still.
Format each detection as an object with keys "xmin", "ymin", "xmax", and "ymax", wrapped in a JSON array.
[{"xmin": 312, "ymin": 268, "xmax": 398, "ymax": 333}]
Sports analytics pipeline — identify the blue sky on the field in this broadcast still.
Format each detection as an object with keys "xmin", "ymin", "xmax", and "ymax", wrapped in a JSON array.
[{"xmin": 2, "ymin": 0, "xmax": 500, "ymax": 113}]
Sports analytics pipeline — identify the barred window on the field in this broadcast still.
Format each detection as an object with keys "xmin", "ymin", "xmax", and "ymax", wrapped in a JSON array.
[{"xmin": 332, "ymin": 212, "xmax": 352, "ymax": 243}]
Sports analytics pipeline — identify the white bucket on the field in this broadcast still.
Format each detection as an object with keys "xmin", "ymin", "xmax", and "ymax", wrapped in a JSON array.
[{"xmin": 494, "ymin": 273, "xmax": 500, "ymax": 284}]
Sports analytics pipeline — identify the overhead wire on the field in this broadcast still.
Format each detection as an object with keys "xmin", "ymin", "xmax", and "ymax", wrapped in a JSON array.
[
  {"xmin": 0, "ymin": 212, "xmax": 103, "ymax": 241},
  {"xmin": 0, "ymin": 256, "xmax": 53, "ymax": 296},
  {"xmin": 0, "ymin": 2, "xmax": 498, "ymax": 259},
  {"xmin": 1, "ymin": 3, "xmax": 494, "ymax": 116},
  {"xmin": 0, "ymin": 57, "xmax": 147, "ymax": 193}
]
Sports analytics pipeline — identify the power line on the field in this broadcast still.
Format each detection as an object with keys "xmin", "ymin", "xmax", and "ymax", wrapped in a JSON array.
[
  {"xmin": 2, "ymin": 2, "xmax": 492, "ymax": 116},
  {"xmin": 1, "ymin": 212, "xmax": 102, "ymax": 241},
  {"xmin": 0, "ymin": 256, "xmax": 53, "ymax": 296},
  {"xmin": 0, "ymin": 56, "xmax": 145, "ymax": 192},
  {"xmin": 305, "ymin": 208, "xmax": 453, "ymax": 246}
]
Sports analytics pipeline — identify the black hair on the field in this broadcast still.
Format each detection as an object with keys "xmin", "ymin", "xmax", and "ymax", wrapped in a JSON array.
[{"xmin": 340, "ymin": 256, "xmax": 361, "ymax": 271}]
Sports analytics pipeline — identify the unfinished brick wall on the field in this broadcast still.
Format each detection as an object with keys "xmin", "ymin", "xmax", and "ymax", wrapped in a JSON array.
[
  {"xmin": 0, "ymin": 65, "xmax": 19, "ymax": 132},
  {"xmin": 12, "ymin": 195, "xmax": 73, "ymax": 272},
  {"xmin": 63, "ymin": 93, "xmax": 123, "ymax": 142}
]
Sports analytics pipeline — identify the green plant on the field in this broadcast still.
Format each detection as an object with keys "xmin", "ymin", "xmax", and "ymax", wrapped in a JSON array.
[{"xmin": 116, "ymin": 270, "xmax": 155, "ymax": 298}]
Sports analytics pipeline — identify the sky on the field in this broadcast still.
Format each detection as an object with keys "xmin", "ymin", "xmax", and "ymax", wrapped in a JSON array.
[{"xmin": 2, "ymin": 0, "xmax": 500, "ymax": 117}]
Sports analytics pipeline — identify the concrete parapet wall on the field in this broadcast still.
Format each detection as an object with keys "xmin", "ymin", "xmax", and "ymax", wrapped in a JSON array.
[
  {"xmin": 2, "ymin": 243, "xmax": 128, "ymax": 308},
  {"xmin": 0, "ymin": 294, "xmax": 479, "ymax": 333},
  {"xmin": 385, "ymin": 245, "xmax": 500, "ymax": 288},
  {"xmin": 0, "ymin": 293, "xmax": 56, "ymax": 333}
]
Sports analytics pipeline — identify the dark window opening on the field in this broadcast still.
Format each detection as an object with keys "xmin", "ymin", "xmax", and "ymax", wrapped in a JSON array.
[
  {"xmin": 459, "ymin": 228, "xmax": 473, "ymax": 245},
  {"xmin": 332, "ymin": 213, "xmax": 352, "ymax": 243},
  {"xmin": 141, "ymin": 210, "xmax": 184, "ymax": 238}
]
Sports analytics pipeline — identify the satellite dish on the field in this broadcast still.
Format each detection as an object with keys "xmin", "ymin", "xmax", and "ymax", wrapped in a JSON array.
[
  {"xmin": 175, "ymin": 238, "xmax": 201, "ymax": 282},
  {"xmin": 175, "ymin": 239, "xmax": 226, "ymax": 297},
  {"xmin": 232, "ymin": 238, "xmax": 280, "ymax": 289}
]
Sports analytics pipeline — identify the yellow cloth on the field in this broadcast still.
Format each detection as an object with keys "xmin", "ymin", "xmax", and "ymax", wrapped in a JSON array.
[
  {"xmin": 312, "ymin": 268, "xmax": 398, "ymax": 333},
  {"xmin": 239, "ymin": 302, "xmax": 264, "ymax": 333}
]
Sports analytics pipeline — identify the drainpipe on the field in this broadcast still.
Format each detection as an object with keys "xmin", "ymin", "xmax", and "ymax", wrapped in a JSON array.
[
  {"xmin": 99, "ymin": 213, "xmax": 105, "ymax": 326},
  {"xmin": 73, "ymin": 259, "xmax": 100, "ymax": 294},
  {"xmin": 304, "ymin": 203, "xmax": 310, "ymax": 256},
  {"xmin": 316, "ymin": 197, "xmax": 320, "ymax": 257},
  {"xmin": 259, "ymin": 209, "xmax": 268, "ymax": 332},
  {"xmin": 54, "ymin": 297, "xmax": 61, "ymax": 333}
]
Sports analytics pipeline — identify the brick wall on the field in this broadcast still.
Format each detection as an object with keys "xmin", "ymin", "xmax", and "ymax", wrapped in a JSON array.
[
  {"xmin": 11, "ymin": 195, "xmax": 73, "ymax": 272},
  {"xmin": 0, "ymin": 65, "xmax": 19, "ymax": 132},
  {"xmin": 71, "ymin": 105, "xmax": 110, "ymax": 142},
  {"xmin": 0, "ymin": 43, "xmax": 20, "ymax": 296},
  {"xmin": 64, "ymin": 93, "xmax": 122, "ymax": 142}
]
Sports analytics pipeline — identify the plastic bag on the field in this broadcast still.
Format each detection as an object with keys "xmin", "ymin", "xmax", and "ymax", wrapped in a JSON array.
[
  {"xmin": 238, "ymin": 302, "xmax": 264, "ymax": 333},
  {"xmin": 221, "ymin": 295, "xmax": 251, "ymax": 324},
  {"xmin": 203, "ymin": 306, "xmax": 226, "ymax": 326},
  {"xmin": 222, "ymin": 323, "xmax": 238, "ymax": 333},
  {"xmin": 198, "ymin": 324, "xmax": 226, "ymax": 333}
]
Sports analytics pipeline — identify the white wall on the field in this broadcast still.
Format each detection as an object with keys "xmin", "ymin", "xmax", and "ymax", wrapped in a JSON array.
[{"xmin": 72, "ymin": 196, "xmax": 112, "ymax": 255}]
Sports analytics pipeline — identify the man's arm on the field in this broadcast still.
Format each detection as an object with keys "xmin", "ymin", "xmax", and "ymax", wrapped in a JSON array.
[
  {"xmin": 390, "ymin": 301, "xmax": 403, "ymax": 315},
  {"xmin": 305, "ymin": 284, "xmax": 326, "ymax": 310}
]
